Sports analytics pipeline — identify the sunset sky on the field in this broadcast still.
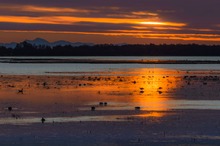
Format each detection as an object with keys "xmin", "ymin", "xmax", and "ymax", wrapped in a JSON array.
[{"xmin": 0, "ymin": 0, "xmax": 220, "ymax": 44}]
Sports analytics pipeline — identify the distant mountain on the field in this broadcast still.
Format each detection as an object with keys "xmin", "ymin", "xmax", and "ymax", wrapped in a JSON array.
[
  {"xmin": 25, "ymin": 38, "xmax": 50, "ymax": 47},
  {"xmin": 52, "ymin": 40, "xmax": 72, "ymax": 47},
  {"xmin": 115, "ymin": 43, "xmax": 128, "ymax": 46},
  {"xmin": 0, "ymin": 42, "xmax": 17, "ymax": 49},
  {"xmin": 0, "ymin": 38, "xmax": 94, "ymax": 48},
  {"xmin": 51, "ymin": 40, "xmax": 94, "ymax": 47}
]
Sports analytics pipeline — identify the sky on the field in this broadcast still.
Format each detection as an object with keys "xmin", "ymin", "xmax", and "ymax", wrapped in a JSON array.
[{"xmin": 0, "ymin": 0, "xmax": 220, "ymax": 44}]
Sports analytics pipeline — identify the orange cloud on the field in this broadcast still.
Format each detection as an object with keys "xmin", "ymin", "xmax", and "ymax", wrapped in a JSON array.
[
  {"xmin": 0, "ymin": 15, "xmax": 186, "ymax": 28},
  {"xmin": 23, "ymin": 5, "xmax": 92, "ymax": 13},
  {"xmin": 132, "ymin": 26, "xmax": 182, "ymax": 30},
  {"xmin": 188, "ymin": 28, "xmax": 215, "ymax": 32},
  {"xmin": 137, "ymin": 34, "xmax": 220, "ymax": 41},
  {"xmin": 1, "ymin": 29, "xmax": 220, "ymax": 42},
  {"xmin": 132, "ymin": 11, "xmax": 158, "ymax": 16},
  {"xmin": 0, "ymin": 5, "xmax": 92, "ymax": 14}
]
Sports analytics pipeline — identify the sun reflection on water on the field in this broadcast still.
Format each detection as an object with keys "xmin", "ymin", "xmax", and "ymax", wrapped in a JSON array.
[{"xmin": 0, "ymin": 68, "xmax": 183, "ymax": 119}]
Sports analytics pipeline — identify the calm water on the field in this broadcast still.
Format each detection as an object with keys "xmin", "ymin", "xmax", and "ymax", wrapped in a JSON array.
[{"xmin": 0, "ymin": 56, "xmax": 220, "ymax": 75}]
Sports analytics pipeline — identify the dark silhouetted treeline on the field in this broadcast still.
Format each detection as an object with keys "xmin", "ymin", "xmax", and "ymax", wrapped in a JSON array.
[{"xmin": 1, "ymin": 41, "xmax": 220, "ymax": 56}]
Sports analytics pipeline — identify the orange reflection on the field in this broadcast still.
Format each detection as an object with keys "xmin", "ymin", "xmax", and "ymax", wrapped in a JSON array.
[
  {"xmin": 0, "ymin": 68, "xmax": 182, "ymax": 119},
  {"xmin": 136, "ymin": 112, "xmax": 165, "ymax": 118},
  {"xmin": 122, "ymin": 69, "xmax": 182, "ymax": 112}
]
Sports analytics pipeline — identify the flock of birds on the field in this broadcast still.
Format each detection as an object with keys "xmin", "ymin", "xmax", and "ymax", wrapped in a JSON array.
[
  {"xmin": 4, "ymin": 74, "xmax": 220, "ymax": 124},
  {"xmin": 7, "ymin": 100, "xmax": 141, "ymax": 124}
]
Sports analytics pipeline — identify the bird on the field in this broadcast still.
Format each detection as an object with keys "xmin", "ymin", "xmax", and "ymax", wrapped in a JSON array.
[
  {"xmin": 132, "ymin": 81, "xmax": 137, "ymax": 84},
  {"xmin": 91, "ymin": 106, "xmax": 96, "ymax": 111},
  {"xmin": 43, "ymin": 82, "xmax": 47, "ymax": 87},
  {"xmin": 135, "ymin": 107, "xmax": 141, "ymax": 110},
  {"xmin": 158, "ymin": 91, "xmax": 163, "ymax": 94},
  {"xmin": 18, "ymin": 88, "xmax": 23, "ymax": 94},
  {"xmin": 8, "ymin": 107, "xmax": 12, "ymax": 111},
  {"xmin": 104, "ymin": 102, "xmax": 107, "ymax": 106},
  {"xmin": 203, "ymin": 82, "xmax": 207, "ymax": 85},
  {"xmin": 140, "ymin": 91, "xmax": 144, "ymax": 94},
  {"xmin": 41, "ymin": 117, "xmax": 46, "ymax": 123},
  {"xmin": 99, "ymin": 102, "xmax": 104, "ymax": 106}
]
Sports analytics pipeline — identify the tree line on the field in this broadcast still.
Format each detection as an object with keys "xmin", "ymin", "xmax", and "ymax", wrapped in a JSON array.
[{"xmin": 0, "ymin": 41, "xmax": 220, "ymax": 56}]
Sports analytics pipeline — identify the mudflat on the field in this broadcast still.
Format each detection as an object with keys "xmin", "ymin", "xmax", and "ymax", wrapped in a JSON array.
[{"xmin": 0, "ymin": 70, "xmax": 220, "ymax": 145}]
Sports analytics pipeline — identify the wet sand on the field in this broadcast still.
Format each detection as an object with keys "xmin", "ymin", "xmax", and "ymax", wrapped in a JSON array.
[{"xmin": 1, "ymin": 70, "xmax": 220, "ymax": 145}]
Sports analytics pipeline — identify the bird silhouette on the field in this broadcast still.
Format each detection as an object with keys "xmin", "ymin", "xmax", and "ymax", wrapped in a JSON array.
[{"xmin": 18, "ymin": 89, "xmax": 23, "ymax": 94}]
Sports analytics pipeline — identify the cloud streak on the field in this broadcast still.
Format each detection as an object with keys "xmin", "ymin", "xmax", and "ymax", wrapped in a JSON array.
[{"xmin": 0, "ymin": 15, "xmax": 186, "ymax": 27}]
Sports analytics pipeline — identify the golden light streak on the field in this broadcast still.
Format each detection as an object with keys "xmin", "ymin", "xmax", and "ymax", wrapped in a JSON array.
[
  {"xmin": 132, "ymin": 26, "xmax": 182, "ymax": 30},
  {"xmin": 108, "ymin": 30, "xmax": 153, "ymax": 33},
  {"xmin": 0, "ymin": 15, "xmax": 186, "ymax": 27},
  {"xmin": 140, "ymin": 21, "xmax": 186, "ymax": 27}
]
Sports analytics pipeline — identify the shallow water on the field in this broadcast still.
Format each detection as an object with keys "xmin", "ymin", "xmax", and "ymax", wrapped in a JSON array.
[
  {"xmin": 0, "ymin": 115, "xmax": 130, "ymax": 125},
  {"xmin": 86, "ymin": 100, "xmax": 220, "ymax": 111},
  {"xmin": 1, "ymin": 98, "xmax": 220, "ymax": 125},
  {"xmin": 1, "ymin": 63, "xmax": 220, "ymax": 75},
  {"xmin": 0, "ymin": 56, "xmax": 220, "ymax": 75}
]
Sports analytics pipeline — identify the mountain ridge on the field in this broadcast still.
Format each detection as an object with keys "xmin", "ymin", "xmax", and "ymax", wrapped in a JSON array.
[{"xmin": 0, "ymin": 38, "xmax": 95, "ymax": 49}]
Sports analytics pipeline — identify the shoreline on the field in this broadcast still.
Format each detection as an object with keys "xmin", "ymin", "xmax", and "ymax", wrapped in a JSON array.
[{"xmin": 1, "ymin": 58, "xmax": 220, "ymax": 64}]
